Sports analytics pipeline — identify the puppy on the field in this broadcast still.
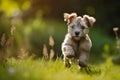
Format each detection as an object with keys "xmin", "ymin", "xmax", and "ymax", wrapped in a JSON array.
[{"xmin": 62, "ymin": 13, "xmax": 96, "ymax": 68}]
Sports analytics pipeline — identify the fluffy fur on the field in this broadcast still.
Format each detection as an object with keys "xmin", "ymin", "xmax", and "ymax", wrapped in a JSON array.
[{"xmin": 62, "ymin": 13, "xmax": 96, "ymax": 68}]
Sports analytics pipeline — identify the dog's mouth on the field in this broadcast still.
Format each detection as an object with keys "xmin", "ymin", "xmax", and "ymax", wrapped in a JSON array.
[
  {"xmin": 73, "ymin": 36, "xmax": 81, "ymax": 40},
  {"xmin": 75, "ymin": 35, "xmax": 80, "ymax": 37}
]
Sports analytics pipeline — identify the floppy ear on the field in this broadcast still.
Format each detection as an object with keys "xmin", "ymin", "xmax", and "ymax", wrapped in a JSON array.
[
  {"xmin": 64, "ymin": 13, "xmax": 70, "ymax": 22},
  {"xmin": 83, "ymin": 15, "xmax": 96, "ymax": 27},
  {"xmin": 64, "ymin": 13, "xmax": 77, "ymax": 24}
]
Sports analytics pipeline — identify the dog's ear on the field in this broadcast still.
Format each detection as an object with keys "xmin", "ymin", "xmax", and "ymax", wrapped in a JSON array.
[
  {"xmin": 64, "ymin": 13, "xmax": 69, "ymax": 22},
  {"xmin": 83, "ymin": 15, "xmax": 96, "ymax": 27},
  {"xmin": 64, "ymin": 13, "xmax": 77, "ymax": 24}
]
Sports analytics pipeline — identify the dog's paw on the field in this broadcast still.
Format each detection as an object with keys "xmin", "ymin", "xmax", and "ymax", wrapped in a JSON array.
[
  {"xmin": 64, "ymin": 59, "xmax": 71, "ymax": 68},
  {"xmin": 78, "ymin": 61, "xmax": 87, "ymax": 68},
  {"xmin": 62, "ymin": 46, "xmax": 75, "ymax": 57},
  {"xmin": 65, "ymin": 62, "xmax": 71, "ymax": 68}
]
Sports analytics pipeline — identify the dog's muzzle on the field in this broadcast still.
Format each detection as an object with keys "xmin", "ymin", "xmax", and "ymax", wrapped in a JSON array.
[{"xmin": 75, "ymin": 32, "xmax": 80, "ymax": 36}]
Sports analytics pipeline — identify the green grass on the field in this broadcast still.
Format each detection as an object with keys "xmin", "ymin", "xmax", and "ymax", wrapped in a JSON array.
[
  {"xmin": 0, "ymin": 17, "xmax": 119, "ymax": 80},
  {"xmin": 0, "ymin": 57, "xmax": 120, "ymax": 80}
]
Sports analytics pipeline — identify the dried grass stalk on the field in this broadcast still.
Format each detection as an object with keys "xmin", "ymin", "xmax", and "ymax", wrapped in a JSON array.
[
  {"xmin": 113, "ymin": 27, "xmax": 119, "ymax": 40},
  {"xmin": 18, "ymin": 48, "xmax": 29, "ymax": 59},
  {"xmin": 10, "ymin": 25, "xmax": 16, "ymax": 36},
  {"xmin": 49, "ymin": 36, "xmax": 55, "ymax": 47},
  {"xmin": 43, "ymin": 44, "xmax": 49, "ymax": 59},
  {"xmin": 50, "ymin": 49, "xmax": 55, "ymax": 59},
  {"xmin": 0, "ymin": 33, "xmax": 6, "ymax": 46}
]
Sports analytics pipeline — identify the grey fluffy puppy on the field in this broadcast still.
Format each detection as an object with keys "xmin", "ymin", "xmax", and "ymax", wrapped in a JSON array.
[{"xmin": 62, "ymin": 13, "xmax": 96, "ymax": 68}]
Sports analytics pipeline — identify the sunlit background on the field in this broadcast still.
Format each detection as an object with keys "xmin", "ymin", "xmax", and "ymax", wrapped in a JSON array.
[
  {"xmin": 1, "ymin": 0, "xmax": 120, "ymax": 80},
  {"xmin": 0, "ymin": 0, "xmax": 120, "ymax": 63}
]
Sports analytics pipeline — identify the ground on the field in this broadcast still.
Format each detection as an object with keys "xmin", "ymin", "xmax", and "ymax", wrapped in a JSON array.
[{"xmin": 0, "ymin": 57, "xmax": 120, "ymax": 80}]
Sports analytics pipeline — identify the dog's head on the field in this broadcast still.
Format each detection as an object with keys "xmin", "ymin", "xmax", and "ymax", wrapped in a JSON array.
[{"xmin": 64, "ymin": 13, "xmax": 96, "ymax": 40}]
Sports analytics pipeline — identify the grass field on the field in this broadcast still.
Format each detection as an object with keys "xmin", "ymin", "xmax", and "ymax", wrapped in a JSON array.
[
  {"xmin": 0, "ymin": 16, "xmax": 120, "ymax": 80},
  {"xmin": 0, "ymin": 57, "xmax": 120, "ymax": 80}
]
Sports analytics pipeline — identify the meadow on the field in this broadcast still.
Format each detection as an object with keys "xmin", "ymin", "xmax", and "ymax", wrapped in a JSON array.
[
  {"xmin": 1, "ymin": 0, "xmax": 120, "ymax": 80},
  {"xmin": 0, "ymin": 57, "xmax": 120, "ymax": 80},
  {"xmin": 0, "ymin": 11, "xmax": 120, "ymax": 80}
]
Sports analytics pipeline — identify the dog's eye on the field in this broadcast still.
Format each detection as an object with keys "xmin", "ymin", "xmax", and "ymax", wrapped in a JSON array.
[
  {"xmin": 81, "ymin": 26, "xmax": 85, "ymax": 29},
  {"xmin": 71, "ymin": 26, "xmax": 74, "ymax": 29}
]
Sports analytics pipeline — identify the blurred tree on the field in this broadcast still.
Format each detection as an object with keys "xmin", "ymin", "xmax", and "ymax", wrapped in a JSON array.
[
  {"xmin": 20, "ymin": 0, "xmax": 120, "ymax": 33},
  {"xmin": 1, "ymin": 0, "xmax": 120, "ymax": 29},
  {"xmin": 0, "ymin": 0, "xmax": 120, "ymax": 58}
]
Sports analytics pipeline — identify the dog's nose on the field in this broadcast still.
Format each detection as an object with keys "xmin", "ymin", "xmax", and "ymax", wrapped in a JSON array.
[{"xmin": 75, "ymin": 32, "xmax": 80, "ymax": 36}]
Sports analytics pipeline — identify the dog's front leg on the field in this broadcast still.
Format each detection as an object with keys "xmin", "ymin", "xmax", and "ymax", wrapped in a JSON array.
[
  {"xmin": 78, "ymin": 38, "xmax": 91, "ymax": 68},
  {"xmin": 78, "ymin": 51, "xmax": 88, "ymax": 68},
  {"xmin": 62, "ymin": 45, "xmax": 75, "ymax": 68}
]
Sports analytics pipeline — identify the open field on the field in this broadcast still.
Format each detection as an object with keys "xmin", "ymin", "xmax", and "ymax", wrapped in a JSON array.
[
  {"xmin": 1, "ymin": 0, "xmax": 120, "ymax": 80},
  {"xmin": 0, "ymin": 57, "xmax": 120, "ymax": 80},
  {"xmin": 0, "ymin": 18, "xmax": 119, "ymax": 80}
]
